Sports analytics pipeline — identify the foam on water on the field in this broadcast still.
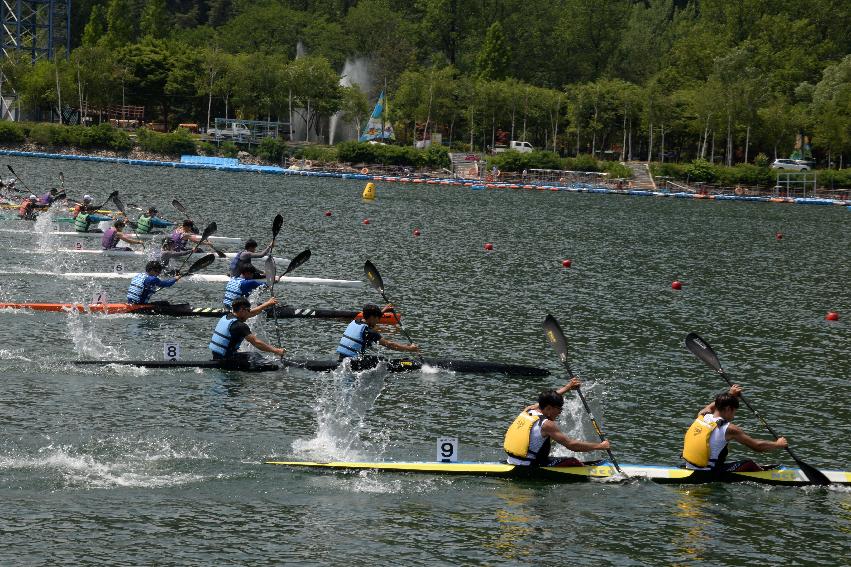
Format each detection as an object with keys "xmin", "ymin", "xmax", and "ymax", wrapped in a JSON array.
[
  {"xmin": 65, "ymin": 308, "xmax": 124, "ymax": 359},
  {"xmin": 291, "ymin": 360, "xmax": 392, "ymax": 461}
]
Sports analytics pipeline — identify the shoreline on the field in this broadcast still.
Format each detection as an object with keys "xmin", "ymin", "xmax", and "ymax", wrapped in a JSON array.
[{"xmin": 1, "ymin": 147, "xmax": 847, "ymax": 208}]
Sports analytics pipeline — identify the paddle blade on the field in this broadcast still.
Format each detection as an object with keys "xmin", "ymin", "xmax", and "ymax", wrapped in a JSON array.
[
  {"xmin": 200, "ymin": 221, "xmax": 217, "ymax": 242},
  {"xmin": 59, "ymin": 172, "xmax": 65, "ymax": 187},
  {"xmin": 185, "ymin": 254, "xmax": 216, "ymax": 276},
  {"xmin": 685, "ymin": 333, "xmax": 724, "ymax": 374},
  {"xmin": 172, "ymin": 198, "xmax": 187, "ymax": 215},
  {"xmin": 283, "ymin": 248, "xmax": 311, "ymax": 275},
  {"xmin": 112, "ymin": 193, "xmax": 126, "ymax": 215},
  {"xmin": 364, "ymin": 260, "xmax": 385, "ymax": 294},
  {"xmin": 272, "ymin": 214, "xmax": 283, "ymax": 239},
  {"xmin": 265, "ymin": 256, "xmax": 277, "ymax": 290},
  {"xmin": 543, "ymin": 315, "xmax": 573, "ymax": 373}
]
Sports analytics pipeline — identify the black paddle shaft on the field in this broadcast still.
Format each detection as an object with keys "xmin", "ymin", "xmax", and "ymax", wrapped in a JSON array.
[
  {"xmin": 543, "ymin": 315, "xmax": 622, "ymax": 474},
  {"xmin": 684, "ymin": 333, "xmax": 831, "ymax": 485}
]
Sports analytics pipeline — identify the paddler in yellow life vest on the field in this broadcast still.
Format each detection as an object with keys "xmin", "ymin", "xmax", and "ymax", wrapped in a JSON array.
[
  {"xmin": 682, "ymin": 384, "xmax": 787, "ymax": 473},
  {"xmin": 504, "ymin": 378, "xmax": 610, "ymax": 466}
]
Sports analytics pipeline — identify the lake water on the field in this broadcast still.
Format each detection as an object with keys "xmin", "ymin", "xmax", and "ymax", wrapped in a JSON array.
[{"xmin": 0, "ymin": 155, "xmax": 849, "ymax": 565}]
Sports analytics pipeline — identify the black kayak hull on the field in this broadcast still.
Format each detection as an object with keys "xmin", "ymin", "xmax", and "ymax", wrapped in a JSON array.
[{"xmin": 281, "ymin": 357, "xmax": 549, "ymax": 376}]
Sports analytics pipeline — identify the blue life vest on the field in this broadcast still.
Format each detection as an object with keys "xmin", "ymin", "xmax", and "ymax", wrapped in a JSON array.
[
  {"xmin": 337, "ymin": 320, "xmax": 369, "ymax": 358},
  {"xmin": 223, "ymin": 276, "xmax": 245, "ymax": 308},
  {"xmin": 126, "ymin": 273, "xmax": 148, "ymax": 303},
  {"xmin": 209, "ymin": 315, "xmax": 242, "ymax": 357}
]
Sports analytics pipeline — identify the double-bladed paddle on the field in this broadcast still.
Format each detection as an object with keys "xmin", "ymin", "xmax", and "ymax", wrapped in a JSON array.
[
  {"xmin": 111, "ymin": 194, "xmax": 145, "ymax": 248},
  {"xmin": 174, "ymin": 221, "xmax": 217, "ymax": 274},
  {"xmin": 6, "ymin": 164, "xmax": 32, "ymax": 192},
  {"xmin": 265, "ymin": 248, "xmax": 311, "ymax": 352},
  {"xmin": 543, "ymin": 314, "xmax": 622, "ymax": 474},
  {"xmin": 182, "ymin": 253, "xmax": 216, "ymax": 278},
  {"xmin": 364, "ymin": 260, "xmax": 421, "ymax": 361},
  {"xmin": 171, "ymin": 198, "xmax": 226, "ymax": 258},
  {"xmin": 95, "ymin": 190, "xmax": 118, "ymax": 211},
  {"xmin": 684, "ymin": 332, "xmax": 831, "ymax": 485}
]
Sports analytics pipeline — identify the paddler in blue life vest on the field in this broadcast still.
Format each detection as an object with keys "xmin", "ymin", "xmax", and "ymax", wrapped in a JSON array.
[
  {"xmin": 135, "ymin": 206, "xmax": 173, "ymax": 234},
  {"xmin": 229, "ymin": 238, "xmax": 274, "ymax": 279},
  {"xmin": 223, "ymin": 264, "xmax": 266, "ymax": 309},
  {"xmin": 208, "ymin": 296, "xmax": 284, "ymax": 361},
  {"xmin": 336, "ymin": 303, "xmax": 419, "ymax": 363},
  {"xmin": 73, "ymin": 194, "xmax": 112, "ymax": 233},
  {"xmin": 504, "ymin": 378, "xmax": 611, "ymax": 467},
  {"xmin": 682, "ymin": 385, "xmax": 787, "ymax": 473},
  {"xmin": 101, "ymin": 219, "xmax": 143, "ymax": 251},
  {"xmin": 127, "ymin": 260, "xmax": 182, "ymax": 304}
]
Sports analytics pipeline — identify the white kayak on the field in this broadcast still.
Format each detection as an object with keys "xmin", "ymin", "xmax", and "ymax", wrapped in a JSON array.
[
  {"xmin": 0, "ymin": 228, "xmax": 243, "ymax": 245},
  {"xmin": 22, "ymin": 248, "xmax": 291, "ymax": 264},
  {"xmin": 60, "ymin": 271, "xmax": 362, "ymax": 288}
]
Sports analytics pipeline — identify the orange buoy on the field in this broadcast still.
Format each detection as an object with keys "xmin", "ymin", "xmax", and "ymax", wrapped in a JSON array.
[
  {"xmin": 413, "ymin": 229, "xmax": 421, "ymax": 236},
  {"xmin": 484, "ymin": 243, "xmax": 494, "ymax": 251},
  {"xmin": 324, "ymin": 210, "xmax": 332, "ymax": 217},
  {"xmin": 562, "ymin": 259, "xmax": 572, "ymax": 268},
  {"xmin": 362, "ymin": 219, "xmax": 370, "ymax": 225},
  {"xmin": 672, "ymin": 280, "xmax": 682, "ymax": 290},
  {"xmin": 361, "ymin": 168, "xmax": 369, "ymax": 174},
  {"xmin": 826, "ymin": 311, "xmax": 839, "ymax": 321}
]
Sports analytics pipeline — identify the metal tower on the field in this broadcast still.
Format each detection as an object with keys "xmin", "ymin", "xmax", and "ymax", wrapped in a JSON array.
[{"xmin": 0, "ymin": 0, "xmax": 71, "ymax": 62}]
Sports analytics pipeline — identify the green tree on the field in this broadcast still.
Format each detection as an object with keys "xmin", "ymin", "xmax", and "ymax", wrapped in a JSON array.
[
  {"xmin": 140, "ymin": 0, "xmax": 171, "ymax": 39},
  {"xmin": 476, "ymin": 22, "xmax": 510, "ymax": 81},
  {"xmin": 81, "ymin": 4, "xmax": 107, "ymax": 48}
]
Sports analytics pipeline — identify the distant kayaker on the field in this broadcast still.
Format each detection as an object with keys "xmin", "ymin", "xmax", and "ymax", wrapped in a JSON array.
[
  {"xmin": 504, "ymin": 378, "xmax": 611, "ymax": 466},
  {"xmin": 208, "ymin": 297, "xmax": 284, "ymax": 361},
  {"xmin": 223, "ymin": 264, "xmax": 266, "ymax": 309},
  {"xmin": 336, "ymin": 303, "xmax": 419, "ymax": 362},
  {"xmin": 229, "ymin": 238, "xmax": 274, "ymax": 278},
  {"xmin": 102, "ymin": 219, "xmax": 143, "ymax": 251},
  {"xmin": 73, "ymin": 195, "xmax": 112, "ymax": 233},
  {"xmin": 17, "ymin": 194, "xmax": 38, "ymax": 220},
  {"xmin": 682, "ymin": 384, "xmax": 787, "ymax": 473},
  {"xmin": 37, "ymin": 188, "xmax": 61, "ymax": 206},
  {"xmin": 127, "ymin": 260, "xmax": 181, "ymax": 304},
  {"xmin": 136, "ymin": 206, "xmax": 173, "ymax": 234}
]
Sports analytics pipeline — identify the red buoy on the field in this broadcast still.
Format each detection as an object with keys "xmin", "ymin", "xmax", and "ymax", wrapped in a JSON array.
[
  {"xmin": 324, "ymin": 210, "xmax": 332, "ymax": 217},
  {"xmin": 484, "ymin": 243, "xmax": 494, "ymax": 251},
  {"xmin": 826, "ymin": 311, "xmax": 839, "ymax": 321},
  {"xmin": 413, "ymin": 229, "xmax": 421, "ymax": 236},
  {"xmin": 776, "ymin": 232, "xmax": 783, "ymax": 240},
  {"xmin": 671, "ymin": 280, "xmax": 682, "ymax": 290},
  {"xmin": 362, "ymin": 219, "xmax": 370, "ymax": 225},
  {"xmin": 562, "ymin": 259, "xmax": 572, "ymax": 268}
]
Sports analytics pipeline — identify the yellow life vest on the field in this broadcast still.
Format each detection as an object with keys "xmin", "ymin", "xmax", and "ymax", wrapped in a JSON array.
[
  {"xmin": 682, "ymin": 416, "xmax": 722, "ymax": 467},
  {"xmin": 503, "ymin": 411, "xmax": 541, "ymax": 459}
]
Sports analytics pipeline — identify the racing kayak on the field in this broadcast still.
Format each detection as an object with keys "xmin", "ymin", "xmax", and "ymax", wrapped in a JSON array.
[
  {"xmin": 0, "ymin": 228, "xmax": 242, "ymax": 244},
  {"xmin": 21, "ymin": 247, "xmax": 291, "ymax": 264},
  {"xmin": 72, "ymin": 356, "xmax": 549, "ymax": 376},
  {"xmin": 75, "ymin": 355, "xmax": 279, "ymax": 372},
  {"xmin": 0, "ymin": 302, "xmax": 401, "ymax": 324},
  {"xmin": 264, "ymin": 460, "xmax": 851, "ymax": 486},
  {"xmin": 58, "ymin": 272, "xmax": 362, "ymax": 288},
  {"xmin": 281, "ymin": 357, "xmax": 549, "ymax": 376}
]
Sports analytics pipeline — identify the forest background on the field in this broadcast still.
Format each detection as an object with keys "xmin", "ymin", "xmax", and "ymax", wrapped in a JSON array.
[{"xmin": 0, "ymin": 0, "xmax": 849, "ymax": 183}]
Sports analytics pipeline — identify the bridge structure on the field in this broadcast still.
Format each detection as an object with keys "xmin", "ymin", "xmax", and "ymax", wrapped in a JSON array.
[{"xmin": 0, "ymin": 0, "xmax": 71, "ymax": 62}]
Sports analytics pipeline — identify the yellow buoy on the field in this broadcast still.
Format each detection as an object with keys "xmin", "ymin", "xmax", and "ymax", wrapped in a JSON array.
[{"xmin": 362, "ymin": 182, "xmax": 376, "ymax": 200}]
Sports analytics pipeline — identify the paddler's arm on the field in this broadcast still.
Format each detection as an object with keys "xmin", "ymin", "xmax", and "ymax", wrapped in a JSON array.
[
  {"xmin": 725, "ymin": 424, "xmax": 788, "ymax": 452},
  {"xmin": 246, "ymin": 297, "xmax": 277, "ymax": 318},
  {"xmin": 118, "ymin": 232, "xmax": 143, "ymax": 245},
  {"xmin": 244, "ymin": 333, "xmax": 285, "ymax": 357},
  {"xmin": 525, "ymin": 378, "xmax": 581, "ymax": 411},
  {"xmin": 151, "ymin": 217, "xmax": 173, "ymax": 228},
  {"xmin": 378, "ymin": 337, "xmax": 419, "ymax": 353},
  {"xmin": 696, "ymin": 384, "xmax": 743, "ymax": 418},
  {"xmin": 542, "ymin": 420, "xmax": 611, "ymax": 452}
]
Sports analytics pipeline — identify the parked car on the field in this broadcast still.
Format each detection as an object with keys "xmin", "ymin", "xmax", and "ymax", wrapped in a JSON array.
[{"xmin": 771, "ymin": 158, "xmax": 811, "ymax": 171}]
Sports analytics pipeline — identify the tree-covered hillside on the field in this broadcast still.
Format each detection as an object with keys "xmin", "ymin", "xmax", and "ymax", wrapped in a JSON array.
[{"xmin": 3, "ymin": 0, "xmax": 849, "ymax": 166}]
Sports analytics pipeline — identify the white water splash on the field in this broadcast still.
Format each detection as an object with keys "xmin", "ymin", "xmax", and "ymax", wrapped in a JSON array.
[
  {"xmin": 291, "ymin": 360, "xmax": 391, "ymax": 461},
  {"xmin": 65, "ymin": 308, "xmax": 123, "ymax": 359}
]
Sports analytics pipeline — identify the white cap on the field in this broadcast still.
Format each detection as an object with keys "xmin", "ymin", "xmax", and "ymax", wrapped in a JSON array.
[
  {"xmin": 29, "ymin": 194, "xmax": 37, "ymax": 200},
  {"xmin": 83, "ymin": 194, "xmax": 92, "ymax": 202}
]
